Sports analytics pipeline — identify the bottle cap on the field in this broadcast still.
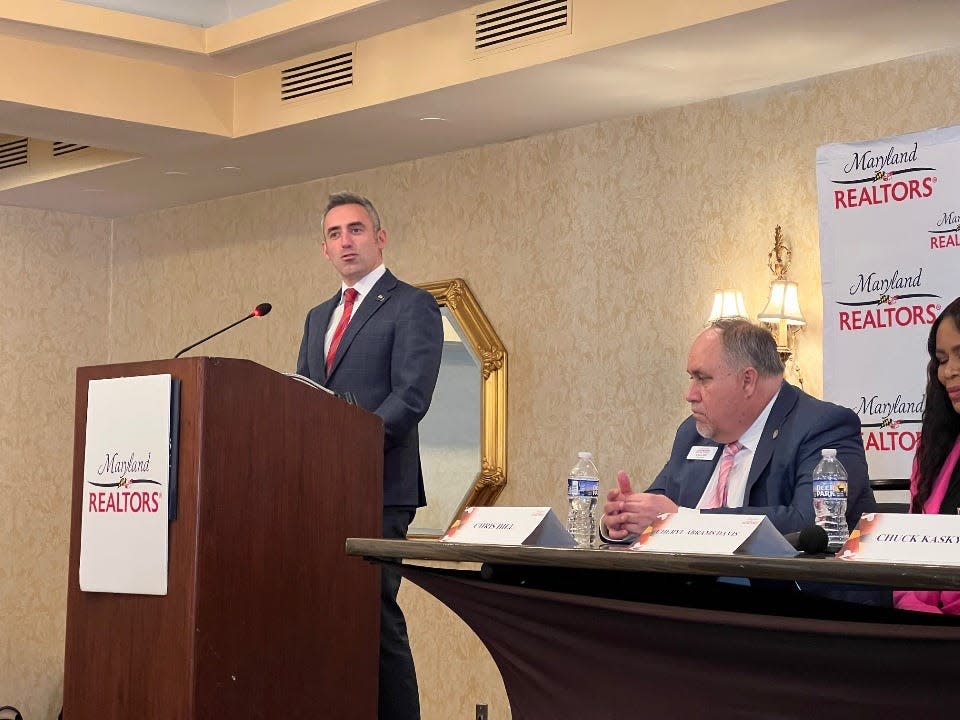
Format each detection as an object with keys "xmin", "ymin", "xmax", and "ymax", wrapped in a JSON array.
[
  {"xmin": 578, "ymin": 451, "xmax": 592, "ymax": 459},
  {"xmin": 821, "ymin": 449, "xmax": 837, "ymax": 458}
]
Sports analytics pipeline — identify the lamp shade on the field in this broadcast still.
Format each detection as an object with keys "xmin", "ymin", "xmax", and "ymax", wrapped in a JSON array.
[
  {"xmin": 708, "ymin": 289, "xmax": 748, "ymax": 322},
  {"xmin": 758, "ymin": 280, "xmax": 805, "ymax": 326}
]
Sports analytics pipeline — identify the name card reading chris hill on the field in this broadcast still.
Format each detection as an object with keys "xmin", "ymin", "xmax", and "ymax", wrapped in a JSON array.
[{"xmin": 441, "ymin": 507, "xmax": 576, "ymax": 548}]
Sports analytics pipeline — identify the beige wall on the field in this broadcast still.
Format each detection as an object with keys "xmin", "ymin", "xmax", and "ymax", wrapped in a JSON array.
[
  {"xmin": 0, "ymin": 209, "xmax": 111, "ymax": 717},
  {"xmin": 3, "ymin": 48, "xmax": 960, "ymax": 718}
]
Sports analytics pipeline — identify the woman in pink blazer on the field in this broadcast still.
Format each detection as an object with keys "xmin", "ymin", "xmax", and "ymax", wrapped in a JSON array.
[{"xmin": 894, "ymin": 296, "xmax": 960, "ymax": 614}]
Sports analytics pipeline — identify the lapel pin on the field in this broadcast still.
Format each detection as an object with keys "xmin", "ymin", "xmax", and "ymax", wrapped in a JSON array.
[
  {"xmin": 377, "ymin": 294, "xmax": 385, "ymax": 301},
  {"xmin": 772, "ymin": 429, "xmax": 779, "ymax": 439}
]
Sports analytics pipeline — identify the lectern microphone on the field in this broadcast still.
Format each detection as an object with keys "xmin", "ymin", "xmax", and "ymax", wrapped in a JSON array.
[{"xmin": 173, "ymin": 302, "xmax": 272, "ymax": 358}]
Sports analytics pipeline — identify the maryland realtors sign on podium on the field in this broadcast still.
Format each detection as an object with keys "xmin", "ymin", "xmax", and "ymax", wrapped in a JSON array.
[{"xmin": 80, "ymin": 374, "xmax": 174, "ymax": 595}]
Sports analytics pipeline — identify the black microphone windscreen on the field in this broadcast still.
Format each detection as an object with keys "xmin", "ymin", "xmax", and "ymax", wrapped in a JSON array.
[
  {"xmin": 798, "ymin": 525, "xmax": 830, "ymax": 554},
  {"xmin": 254, "ymin": 302, "xmax": 272, "ymax": 317}
]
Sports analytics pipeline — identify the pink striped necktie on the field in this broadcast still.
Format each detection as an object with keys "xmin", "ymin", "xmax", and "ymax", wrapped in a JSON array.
[
  {"xmin": 705, "ymin": 441, "xmax": 742, "ymax": 509},
  {"xmin": 326, "ymin": 287, "xmax": 359, "ymax": 374}
]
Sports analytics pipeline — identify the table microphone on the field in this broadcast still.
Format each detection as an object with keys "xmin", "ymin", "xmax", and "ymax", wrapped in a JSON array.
[
  {"xmin": 784, "ymin": 525, "xmax": 830, "ymax": 555},
  {"xmin": 174, "ymin": 302, "xmax": 272, "ymax": 358}
]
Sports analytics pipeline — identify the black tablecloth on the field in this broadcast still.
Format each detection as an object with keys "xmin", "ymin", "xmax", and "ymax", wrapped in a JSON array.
[{"xmin": 402, "ymin": 564, "xmax": 960, "ymax": 720}]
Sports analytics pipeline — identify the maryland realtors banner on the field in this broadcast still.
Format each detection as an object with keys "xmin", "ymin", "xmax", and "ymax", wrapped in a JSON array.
[{"xmin": 817, "ymin": 125, "xmax": 960, "ymax": 481}]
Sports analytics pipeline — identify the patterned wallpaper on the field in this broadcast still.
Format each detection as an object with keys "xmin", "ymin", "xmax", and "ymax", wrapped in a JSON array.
[
  {"xmin": 3, "ymin": 48, "xmax": 960, "ymax": 718},
  {"xmin": 0, "ymin": 209, "xmax": 111, "ymax": 717}
]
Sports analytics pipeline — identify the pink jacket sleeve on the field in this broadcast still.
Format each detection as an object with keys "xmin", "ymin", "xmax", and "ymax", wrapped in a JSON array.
[
  {"xmin": 893, "ymin": 589, "xmax": 945, "ymax": 614},
  {"xmin": 894, "ymin": 589, "xmax": 960, "ymax": 614},
  {"xmin": 893, "ymin": 441, "xmax": 960, "ymax": 614}
]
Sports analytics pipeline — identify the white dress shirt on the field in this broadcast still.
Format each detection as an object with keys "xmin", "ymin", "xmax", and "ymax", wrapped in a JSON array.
[
  {"xmin": 323, "ymin": 263, "xmax": 386, "ymax": 357},
  {"xmin": 694, "ymin": 390, "xmax": 780, "ymax": 509}
]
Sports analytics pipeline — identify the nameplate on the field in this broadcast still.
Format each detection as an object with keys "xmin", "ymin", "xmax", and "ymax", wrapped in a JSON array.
[
  {"xmin": 630, "ymin": 513, "xmax": 797, "ymax": 557},
  {"xmin": 687, "ymin": 445, "xmax": 718, "ymax": 460},
  {"xmin": 838, "ymin": 512, "xmax": 960, "ymax": 564},
  {"xmin": 441, "ymin": 507, "xmax": 576, "ymax": 548}
]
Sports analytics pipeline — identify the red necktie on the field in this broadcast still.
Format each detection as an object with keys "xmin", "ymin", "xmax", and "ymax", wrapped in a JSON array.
[
  {"xmin": 326, "ymin": 288, "xmax": 359, "ymax": 374},
  {"xmin": 704, "ymin": 441, "xmax": 742, "ymax": 509}
]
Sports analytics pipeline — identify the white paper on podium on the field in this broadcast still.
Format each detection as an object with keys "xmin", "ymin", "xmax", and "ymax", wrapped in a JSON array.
[
  {"xmin": 441, "ymin": 506, "xmax": 577, "ymax": 548},
  {"xmin": 80, "ymin": 374, "xmax": 172, "ymax": 594},
  {"xmin": 630, "ymin": 513, "xmax": 798, "ymax": 557},
  {"xmin": 838, "ymin": 512, "xmax": 960, "ymax": 564}
]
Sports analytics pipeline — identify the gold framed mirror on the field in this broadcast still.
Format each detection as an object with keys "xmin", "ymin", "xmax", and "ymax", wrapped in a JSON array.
[{"xmin": 411, "ymin": 278, "xmax": 507, "ymax": 537}]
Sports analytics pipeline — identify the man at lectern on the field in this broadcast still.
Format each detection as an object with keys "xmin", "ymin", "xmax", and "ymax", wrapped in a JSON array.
[
  {"xmin": 601, "ymin": 318, "xmax": 876, "ymax": 540},
  {"xmin": 297, "ymin": 191, "xmax": 443, "ymax": 720}
]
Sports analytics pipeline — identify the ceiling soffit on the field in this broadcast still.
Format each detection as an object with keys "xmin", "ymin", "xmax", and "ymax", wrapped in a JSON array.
[{"xmin": 0, "ymin": 0, "xmax": 958, "ymax": 216}]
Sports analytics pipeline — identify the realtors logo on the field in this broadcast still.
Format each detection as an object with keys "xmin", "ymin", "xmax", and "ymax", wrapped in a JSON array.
[
  {"xmin": 835, "ymin": 267, "xmax": 940, "ymax": 331},
  {"xmin": 832, "ymin": 142, "xmax": 937, "ymax": 209},
  {"xmin": 929, "ymin": 209, "xmax": 960, "ymax": 250},
  {"xmin": 855, "ymin": 394, "xmax": 923, "ymax": 453},
  {"xmin": 87, "ymin": 451, "xmax": 162, "ymax": 513}
]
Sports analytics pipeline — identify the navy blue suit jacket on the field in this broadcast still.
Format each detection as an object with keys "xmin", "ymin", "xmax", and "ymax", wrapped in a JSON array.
[
  {"xmin": 647, "ymin": 382, "xmax": 876, "ymax": 534},
  {"xmin": 297, "ymin": 270, "xmax": 443, "ymax": 507}
]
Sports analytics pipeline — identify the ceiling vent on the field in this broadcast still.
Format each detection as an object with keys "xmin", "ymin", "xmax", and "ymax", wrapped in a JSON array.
[
  {"xmin": 0, "ymin": 137, "xmax": 27, "ymax": 171},
  {"xmin": 53, "ymin": 141, "xmax": 90, "ymax": 157},
  {"xmin": 475, "ymin": 0, "xmax": 570, "ymax": 52},
  {"xmin": 281, "ymin": 50, "xmax": 353, "ymax": 102}
]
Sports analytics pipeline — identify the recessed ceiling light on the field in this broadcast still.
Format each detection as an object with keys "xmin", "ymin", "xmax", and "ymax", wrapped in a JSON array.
[
  {"xmin": 419, "ymin": 116, "xmax": 450, "ymax": 122},
  {"xmin": 163, "ymin": 170, "xmax": 189, "ymax": 176},
  {"xmin": 220, "ymin": 166, "xmax": 241, "ymax": 171}
]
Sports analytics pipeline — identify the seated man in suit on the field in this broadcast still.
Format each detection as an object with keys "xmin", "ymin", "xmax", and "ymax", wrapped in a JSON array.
[
  {"xmin": 602, "ymin": 318, "xmax": 876, "ymax": 541},
  {"xmin": 297, "ymin": 191, "xmax": 443, "ymax": 720}
]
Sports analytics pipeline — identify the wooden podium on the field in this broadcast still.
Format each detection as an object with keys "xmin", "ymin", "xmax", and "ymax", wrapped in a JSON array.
[{"xmin": 63, "ymin": 358, "xmax": 383, "ymax": 719}]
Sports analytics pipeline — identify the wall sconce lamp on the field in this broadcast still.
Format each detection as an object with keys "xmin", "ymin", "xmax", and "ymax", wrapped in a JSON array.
[
  {"xmin": 757, "ymin": 225, "xmax": 805, "ymax": 386},
  {"xmin": 707, "ymin": 288, "xmax": 748, "ymax": 322}
]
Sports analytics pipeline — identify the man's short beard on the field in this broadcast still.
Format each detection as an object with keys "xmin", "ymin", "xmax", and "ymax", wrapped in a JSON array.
[{"xmin": 695, "ymin": 420, "xmax": 715, "ymax": 439}]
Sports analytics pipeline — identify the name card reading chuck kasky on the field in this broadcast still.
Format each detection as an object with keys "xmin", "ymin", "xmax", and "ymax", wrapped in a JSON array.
[
  {"xmin": 630, "ymin": 513, "xmax": 798, "ymax": 557},
  {"xmin": 838, "ymin": 512, "xmax": 960, "ymax": 564},
  {"xmin": 440, "ymin": 507, "xmax": 576, "ymax": 548}
]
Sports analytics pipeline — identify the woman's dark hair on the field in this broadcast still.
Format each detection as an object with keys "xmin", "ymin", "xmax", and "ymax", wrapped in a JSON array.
[{"xmin": 912, "ymin": 296, "xmax": 960, "ymax": 512}]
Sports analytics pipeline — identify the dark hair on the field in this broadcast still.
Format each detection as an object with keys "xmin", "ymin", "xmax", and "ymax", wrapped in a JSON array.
[
  {"xmin": 710, "ymin": 318, "xmax": 785, "ymax": 377},
  {"xmin": 322, "ymin": 191, "xmax": 382, "ymax": 233},
  {"xmin": 912, "ymin": 296, "xmax": 960, "ymax": 512}
]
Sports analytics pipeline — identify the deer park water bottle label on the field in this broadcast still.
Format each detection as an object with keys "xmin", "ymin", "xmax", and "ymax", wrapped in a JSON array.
[
  {"xmin": 568, "ymin": 478, "xmax": 599, "ymax": 496},
  {"xmin": 813, "ymin": 479, "xmax": 848, "ymax": 499}
]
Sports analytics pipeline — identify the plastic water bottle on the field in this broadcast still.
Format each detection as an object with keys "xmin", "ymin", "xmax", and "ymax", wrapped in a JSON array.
[
  {"xmin": 567, "ymin": 451, "xmax": 600, "ymax": 548},
  {"xmin": 812, "ymin": 449, "xmax": 849, "ymax": 551}
]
